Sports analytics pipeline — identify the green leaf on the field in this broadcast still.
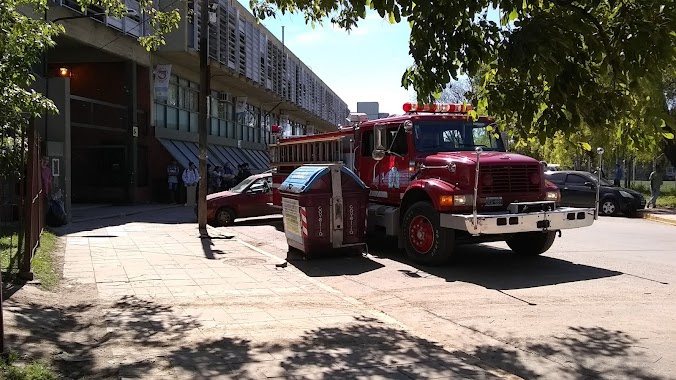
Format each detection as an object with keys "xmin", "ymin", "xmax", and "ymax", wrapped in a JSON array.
[
  {"xmin": 663, "ymin": 132, "xmax": 675, "ymax": 140},
  {"xmin": 580, "ymin": 142, "xmax": 592, "ymax": 151}
]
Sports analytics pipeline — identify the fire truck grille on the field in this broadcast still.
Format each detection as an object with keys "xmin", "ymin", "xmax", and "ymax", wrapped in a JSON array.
[{"xmin": 479, "ymin": 164, "xmax": 541, "ymax": 194}]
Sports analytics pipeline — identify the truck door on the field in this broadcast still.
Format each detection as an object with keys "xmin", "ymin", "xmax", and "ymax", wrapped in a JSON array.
[
  {"xmin": 357, "ymin": 125, "xmax": 409, "ymax": 203},
  {"xmin": 382, "ymin": 125, "xmax": 410, "ymax": 202}
]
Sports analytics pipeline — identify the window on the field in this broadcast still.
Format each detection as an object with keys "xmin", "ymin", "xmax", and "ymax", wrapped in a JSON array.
[
  {"xmin": 361, "ymin": 130, "xmax": 374, "ymax": 157},
  {"xmin": 413, "ymin": 121, "xmax": 504, "ymax": 152},
  {"xmin": 248, "ymin": 178, "xmax": 270, "ymax": 193},
  {"xmin": 566, "ymin": 174, "xmax": 588, "ymax": 184},
  {"xmin": 156, "ymin": 74, "xmax": 199, "ymax": 130},
  {"xmin": 547, "ymin": 172, "xmax": 567, "ymax": 185},
  {"xmin": 386, "ymin": 126, "xmax": 407, "ymax": 155}
]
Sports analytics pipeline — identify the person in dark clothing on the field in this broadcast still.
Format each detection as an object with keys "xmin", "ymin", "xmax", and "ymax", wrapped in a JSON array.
[
  {"xmin": 614, "ymin": 163, "xmax": 623, "ymax": 187},
  {"xmin": 234, "ymin": 163, "xmax": 252, "ymax": 185}
]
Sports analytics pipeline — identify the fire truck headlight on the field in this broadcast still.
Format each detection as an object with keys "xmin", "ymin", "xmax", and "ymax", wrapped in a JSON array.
[
  {"xmin": 453, "ymin": 195, "xmax": 470, "ymax": 206},
  {"xmin": 545, "ymin": 191, "xmax": 559, "ymax": 202}
]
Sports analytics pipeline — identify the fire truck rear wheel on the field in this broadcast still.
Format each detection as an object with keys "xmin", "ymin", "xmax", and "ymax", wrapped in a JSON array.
[
  {"xmin": 506, "ymin": 231, "xmax": 557, "ymax": 256},
  {"xmin": 402, "ymin": 201, "xmax": 455, "ymax": 265}
]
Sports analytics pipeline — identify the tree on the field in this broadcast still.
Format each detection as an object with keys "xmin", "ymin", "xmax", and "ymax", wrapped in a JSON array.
[
  {"xmin": 0, "ymin": 0, "xmax": 179, "ymax": 174},
  {"xmin": 437, "ymin": 78, "xmax": 471, "ymax": 104},
  {"xmin": 249, "ymin": 0, "xmax": 676, "ymax": 164}
]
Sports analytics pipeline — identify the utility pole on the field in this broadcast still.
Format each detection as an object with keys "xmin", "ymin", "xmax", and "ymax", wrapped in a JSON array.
[{"xmin": 198, "ymin": 0, "xmax": 210, "ymax": 235}]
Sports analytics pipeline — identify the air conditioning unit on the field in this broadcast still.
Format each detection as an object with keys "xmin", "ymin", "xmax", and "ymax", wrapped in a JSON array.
[{"xmin": 217, "ymin": 92, "xmax": 229, "ymax": 102}]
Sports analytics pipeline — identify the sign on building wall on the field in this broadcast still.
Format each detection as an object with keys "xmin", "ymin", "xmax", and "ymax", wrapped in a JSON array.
[
  {"xmin": 154, "ymin": 64, "xmax": 172, "ymax": 102},
  {"xmin": 235, "ymin": 97, "xmax": 248, "ymax": 114}
]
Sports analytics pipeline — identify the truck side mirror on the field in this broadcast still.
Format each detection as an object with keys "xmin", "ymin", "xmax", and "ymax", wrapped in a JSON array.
[
  {"xmin": 372, "ymin": 149, "xmax": 386, "ymax": 161},
  {"xmin": 372, "ymin": 125, "xmax": 387, "ymax": 161}
]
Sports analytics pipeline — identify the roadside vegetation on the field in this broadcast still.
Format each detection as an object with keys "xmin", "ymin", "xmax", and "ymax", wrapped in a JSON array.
[
  {"xmin": 0, "ymin": 352, "xmax": 59, "ymax": 380},
  {"xmin": 630, "ymin": 181, "xmax": 676, "ymax": 209},
  {"xmin": 1, "ymin": 228, "xmax": 59, "ymax": 290}
]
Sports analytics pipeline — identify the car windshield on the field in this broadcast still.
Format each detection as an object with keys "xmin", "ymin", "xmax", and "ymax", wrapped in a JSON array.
[
  {"xmin": 413, "ymin": 121, "xmax": 504, "ymax": 153},
  {"xmin": 229, "ymin": 176, "xmax": 256, "ymax": 193}
]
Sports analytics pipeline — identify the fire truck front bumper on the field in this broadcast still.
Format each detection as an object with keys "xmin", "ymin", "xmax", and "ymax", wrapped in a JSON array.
[{"xmin": 439, "ymin": 207, "xmax": 595, "ymax": 235}]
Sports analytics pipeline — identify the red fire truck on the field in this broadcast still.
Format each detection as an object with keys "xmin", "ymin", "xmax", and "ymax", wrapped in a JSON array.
[{"xmin": 269, "ymin": 103, "xmax": 595, "ymax": 265}]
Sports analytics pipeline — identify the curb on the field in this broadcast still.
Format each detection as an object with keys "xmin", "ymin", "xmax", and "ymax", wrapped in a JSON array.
[
  {"xmin": 70, "ymin": 204, "xmax": 184, "ymax": 224},
  {"xmin": 639, "ymin": 212, "xmax": 676, "ymax": 226}
]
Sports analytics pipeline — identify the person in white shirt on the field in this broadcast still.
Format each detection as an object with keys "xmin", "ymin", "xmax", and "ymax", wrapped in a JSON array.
[{"xmin": 182, "ymin": 162, "xmax": 200, "ymax": 207}]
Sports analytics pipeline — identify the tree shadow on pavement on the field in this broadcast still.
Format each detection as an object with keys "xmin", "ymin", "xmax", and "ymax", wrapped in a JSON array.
[
  {"xmin": 366, "ymin": 236, "xmax": 623, "ymax": 291},
  {"xmin": 4, "ymin": 294, "xmax": 206, "ymax": 379},
  {"xmin": 466, "ymin": 326, "xmax": 665, "ymax": 379},
  {"xmin": 257, "ymin": 316, "xmax": 478, "ymax": 378}
]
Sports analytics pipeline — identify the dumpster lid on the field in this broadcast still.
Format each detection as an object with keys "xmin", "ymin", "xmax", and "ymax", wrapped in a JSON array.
[{"xmin": 280, "ymin": 165, "xmax": 367, "ymax": 193}]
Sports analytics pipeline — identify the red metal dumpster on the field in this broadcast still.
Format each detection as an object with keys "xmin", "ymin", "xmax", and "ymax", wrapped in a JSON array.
[{"xmin": 279, "ymin": 164, "xmax": 369, "ymax": 256}]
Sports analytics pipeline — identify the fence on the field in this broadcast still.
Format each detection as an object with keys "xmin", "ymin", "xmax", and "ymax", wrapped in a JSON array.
[{"xmin": 0, "ymin": 117, "xmax": 44, "ymax": 279}]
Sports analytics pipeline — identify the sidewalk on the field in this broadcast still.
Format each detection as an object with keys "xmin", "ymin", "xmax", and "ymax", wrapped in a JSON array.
[
  {"xmin": 70, "ymin": 203, "xmax": 183, "ymax": 223},
  {"xmin": 637, "ymin": 208, "xmax": 676, "ymax": 226},
  {"xmin": 4, "ymin": 207, "xmax": 515, "ymax": 380}
]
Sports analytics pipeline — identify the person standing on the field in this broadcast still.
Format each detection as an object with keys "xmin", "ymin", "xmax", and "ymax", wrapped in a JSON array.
[
  {"xmin": 167, "ymin": 159, "xmax": 180, "ymax": 204},
  {"xmin": 647, "ymin": 164, "xmax": 664, "ymax": 208},
  {"xmin": 222, "ymin": 162, "xmax": 234, "ymax": 190},
  {"xmin": 182, "ymin": 162, "xmax": 199, "ymax": 207},
  {"xmin": 40, "ymin": 156, "xmax": 53, "ymax": 199},
  {"xmin": 40, "ymin": 156, "xmax": 53, "ymax": 219},
  {"xmin": 614, "ymin": 163, "xmax": 623, "ymax": 187}
]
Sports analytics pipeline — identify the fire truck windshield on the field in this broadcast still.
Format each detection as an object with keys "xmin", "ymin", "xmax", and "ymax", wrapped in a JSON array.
[{"xmin": 413, "ymin": 121, "xmax": 505, "ymax": 153}]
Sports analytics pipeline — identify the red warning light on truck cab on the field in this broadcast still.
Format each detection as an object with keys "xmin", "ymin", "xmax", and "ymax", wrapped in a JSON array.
[{"xmin": 403, "ymin": 102, "xmax": 473, "ymax": 113}]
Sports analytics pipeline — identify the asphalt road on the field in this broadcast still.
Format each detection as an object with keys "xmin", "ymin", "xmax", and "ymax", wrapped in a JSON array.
[{"xmin": 223, "ymin": 216, "xmax": 676, "ymax": 380}]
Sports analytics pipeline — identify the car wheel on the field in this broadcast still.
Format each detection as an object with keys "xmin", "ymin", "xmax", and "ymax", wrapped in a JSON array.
[
  {"xmin": 600, "ymin": 198, "xmax": 619, "ymax": 216},
  {"xmin": 215, "ymin": 207, "xmax": 236, "ymax": 226}
]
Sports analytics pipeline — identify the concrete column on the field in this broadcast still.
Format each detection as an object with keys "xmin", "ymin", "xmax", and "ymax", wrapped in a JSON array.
[
  {"xmin": 125, "ymin": 61, "xmax": 138, "ymax": 203},
  {"xmin": 46, "ymin": 77, "xmax": 71, "ymax": 222}
]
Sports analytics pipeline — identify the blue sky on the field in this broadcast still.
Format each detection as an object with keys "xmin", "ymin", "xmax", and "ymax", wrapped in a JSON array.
[{"xmin": 237, "ymin": 1, "xmax": 415, "ymax": 116}]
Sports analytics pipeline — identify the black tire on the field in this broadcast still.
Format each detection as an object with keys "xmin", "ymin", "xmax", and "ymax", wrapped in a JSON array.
[
  {"xmin": 215, "ymin": 207, "xmax": 236, "ymax": 226},
  {"xmin": 599, "ymin": 198, "xmax": 619, "ymax": 216},
  {"xmin": 402, "ymin": 201, "xmax": 455, "ymax": 265},
  {"xmin": 506, "ymin": 231, "xmax": 557, "ymax": 256}
]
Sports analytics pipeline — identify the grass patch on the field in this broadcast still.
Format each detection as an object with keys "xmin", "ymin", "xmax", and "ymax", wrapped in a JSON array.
[
  {"xmin": 629, "ymin": 180, "xmax": 676, "ymax": 208},
  {"xmin": 630, "ymin": 180, "xmax": 676, "ymax": 196},
  {"xmin": 1, "ymin": 228, "xmax": 59, "ymax": 290},
  {"xmin": 654, "ymin": 195, "xmax": 676, "ymax": 209},
  {"xmin": 0, "ymin": 353, "xmax": 59, "ymax": 380}
]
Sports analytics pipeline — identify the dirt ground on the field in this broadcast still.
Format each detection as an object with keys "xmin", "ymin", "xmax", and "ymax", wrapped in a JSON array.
[{"xmin": 2, "ymin": 236, "xmax": 129, "ymax": 379}]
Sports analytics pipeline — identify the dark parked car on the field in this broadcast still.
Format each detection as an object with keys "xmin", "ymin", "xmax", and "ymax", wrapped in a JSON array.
[
  {"xmin": 545, "ymin": 171, "xmax": 646, "ymax": 216},
  {"xmin": 203, "ymin": 172, "xmax": 278, "ymax": 226}
]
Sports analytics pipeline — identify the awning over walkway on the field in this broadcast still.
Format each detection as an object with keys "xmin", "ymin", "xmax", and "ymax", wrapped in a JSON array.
[{"xmin": 158, "ymin": 138, "xmax": 270, "ymax": 172}]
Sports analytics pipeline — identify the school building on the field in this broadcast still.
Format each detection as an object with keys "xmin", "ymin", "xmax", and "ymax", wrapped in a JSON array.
[{"xmin": 32, "ymin": 0, "xmax": 349, "ymax": 219}]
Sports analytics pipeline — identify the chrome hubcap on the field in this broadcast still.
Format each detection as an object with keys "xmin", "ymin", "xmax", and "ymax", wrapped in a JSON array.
[{"xmin": 602, "ymin": 202, "xmax": 615, "ymax": 214}]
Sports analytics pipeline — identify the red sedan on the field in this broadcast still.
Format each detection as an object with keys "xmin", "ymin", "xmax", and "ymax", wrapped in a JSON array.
[{"xmin": 205, "ymin": 172, "xmax": 278, "ymax": 226}]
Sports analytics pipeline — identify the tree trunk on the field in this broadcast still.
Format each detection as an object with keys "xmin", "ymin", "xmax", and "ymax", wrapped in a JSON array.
[{"xmin": 664, "ymin": 139, "xmax": 676, "ymax": 168}]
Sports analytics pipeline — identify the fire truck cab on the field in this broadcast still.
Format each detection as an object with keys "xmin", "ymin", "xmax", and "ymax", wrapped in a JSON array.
[{"xmin": 270, "ymin": 103, "xmax": 595, "ymax": 265}]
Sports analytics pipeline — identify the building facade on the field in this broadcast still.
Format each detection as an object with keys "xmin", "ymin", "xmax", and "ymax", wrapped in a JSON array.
[{"xmin": 34, "ymin": 0, "xmax": 349, "ymax": 217}]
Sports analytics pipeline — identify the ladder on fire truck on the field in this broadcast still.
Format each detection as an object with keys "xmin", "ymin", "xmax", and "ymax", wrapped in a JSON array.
[{"xmin": 269, "ymin": 135, "xmax": 349, "ymax": 167}]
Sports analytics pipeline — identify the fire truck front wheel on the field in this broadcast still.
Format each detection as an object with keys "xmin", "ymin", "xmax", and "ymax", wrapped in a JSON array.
[
  {"xmin": 506, "ymin": 231, "xmax": 557, "ymax": 256},
  {"xmin": 402, "ymin": 201, "xmax": 455, "ymax": 265}
]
